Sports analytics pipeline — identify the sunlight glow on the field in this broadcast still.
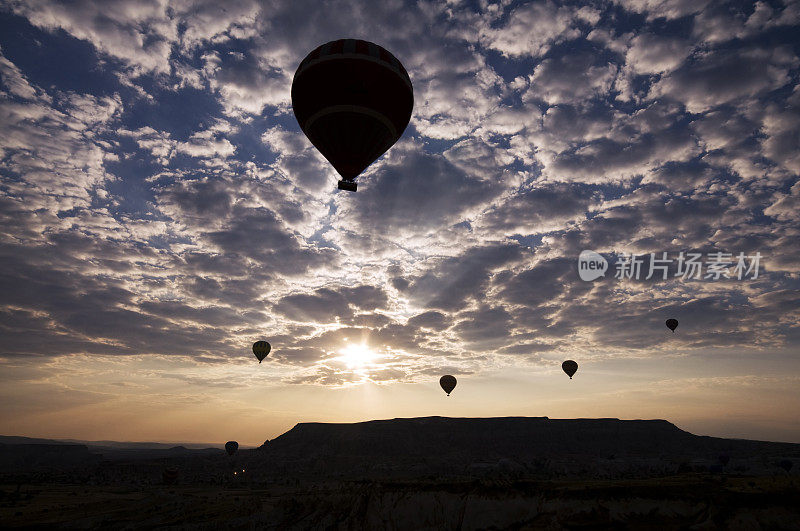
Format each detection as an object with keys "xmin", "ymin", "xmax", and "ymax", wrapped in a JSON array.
[{"xmin": 338, "ymin": 343, "xmax": 377, "ymax": 369}]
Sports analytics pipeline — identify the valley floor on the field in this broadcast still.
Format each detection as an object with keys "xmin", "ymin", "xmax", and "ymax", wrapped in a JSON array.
[{"xmin": 2, "ymin": 475, "xmax": 799, "ymax": 530}]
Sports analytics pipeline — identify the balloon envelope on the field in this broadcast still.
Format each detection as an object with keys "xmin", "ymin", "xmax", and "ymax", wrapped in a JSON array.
[
  {"xmin": 439, "ymin": 375, "xmax": 457, "ymax": 396},
  {"xmin": 292, "ymin": 39, "xmax": 413, "ymax": 190},
  {"xmin": 778, "ymin": 459, "xmax": 793, "ymax": 472},
  {"xmin": 666, "ymin": 318, "xmax": 679, "ymax": 332},
  {"xmin": 225, "ymin": 441, "xmax": 239, "ymax": 456},
  {"xmin": 562, "ymin": 360, "xmax": 578, "ymax": 379},
  {"xmin": 718, "ymin": 454, "xmax": 730, "ymax": 466},
  {"xmin": 253, "ymin": 341, "xmax": 271, "ymax": 363}
]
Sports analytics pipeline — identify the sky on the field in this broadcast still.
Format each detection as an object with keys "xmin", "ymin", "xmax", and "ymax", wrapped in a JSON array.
[{"xmin": 0, "ymin": 0, "xmax": 799, "ymax": 446}]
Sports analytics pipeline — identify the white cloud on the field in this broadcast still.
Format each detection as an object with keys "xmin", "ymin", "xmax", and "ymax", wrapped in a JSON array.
[
  {"xmin": 526, "ymin": 52, "xmax": 618, "ymax": 106},
  {"xmin": 650, "ymin": 47, "xmax": 797, "ymax": 113},
  {"xmin": 2, "ymin": 0, "xmax": 800, "ymax": 409},
  {"xmin": 8, "ymin": 0, "xmax": 177, "ymax": 74},
  {"xmin": 0, "ymin": 47, "xmax": 43, "ymax": 100},
  {"xmin": 616, "ymin": 0, "xmax": 712, "ymax": 20},
  {"xmin": 764, "ymin": 181, "xmax": 800, "ymax": 222},
  {"xmin": 479, "ymin": 1, "xmax": 593, "ymax": 58},
  {"xmin": 625, "ymin": 33, "xmax": 692, "ymax": 74}
]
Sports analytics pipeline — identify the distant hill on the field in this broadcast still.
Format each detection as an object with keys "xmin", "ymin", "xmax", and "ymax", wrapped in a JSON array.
[
  {"xmin": 0, "ymin": 435, "xmax": 224, "ymax": 468},
  {"xmin": 2, "ymin": 418, "xmax": 798, "ymax": 482},
  {"xmin": 246, "ymin": 417, "xmax": 800, "ymax": 479},
  {"xmin": 0, "ymin": 443, "xmax": 98, "ymax": 470},
  {"xmin": 2, "ymin": 418, "xmax": 799, "ymax": 528},
  {"xmin": 0, "ymin": 435, "xmax": 224, "ymax": 450},
  {"xmin": 262, "ymin": 416, "xmax": 800, "ymax": 457}
]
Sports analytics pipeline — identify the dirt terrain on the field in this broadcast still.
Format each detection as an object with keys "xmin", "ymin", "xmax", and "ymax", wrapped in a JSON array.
[
  {"xmin": 1, "ymin": 476, "xmax": 799, "ymax": 530},
  {"xmin": 2, "ymin": 417, "xmax": 799, "ymax": 529}
]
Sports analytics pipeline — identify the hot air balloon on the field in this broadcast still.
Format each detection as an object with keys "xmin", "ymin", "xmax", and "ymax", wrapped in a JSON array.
[
  {"xmin": 253, "ymin": 341, "xmax": 271, "ymax": 363},
  {"xmin": 718, "ymin": 454, "xmax": 730, "ymax": 467},
  {"xmin": 225, "ymin": 441, "xmax": 239, "ymax": 456},
  {"xmin": 666, "ymin": 318, "xmax": 679, "ymax": 332},
  {"xmin": 440, "ymin": 375, "xmax": 457, "ymax": 396},
  {"xmin": 292, "ymin": 39, "xmax": 414, "ymax": 192},
  {"xmin": 778, "ymin": 459, "xmax": 793, "ymax": 472},
  {"xmin": 562, "ymin": 360, "xmax": 578, "ymax": 379}
]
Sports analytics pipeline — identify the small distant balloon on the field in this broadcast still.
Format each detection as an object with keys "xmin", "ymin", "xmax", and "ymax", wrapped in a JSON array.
[
  {"xmin": 562, "ymin": 360, "xmax": 578, "ymax": 379},
  {"xmin": 440, "ymin": 375, "xmax": 457, "ymax": 396},
  {"xmin": 666, "ymin": 319, "xmax": 679, "ymax": 332},
  {"xmin": 253, "ymin": 341, "xmax": 271, "ymax": 363},
  {"xmin": 778, "ymin": 459, "xmax": 793, "ymax": 472},
  {"xmin": 718, "ymin": 454, "xmax": 730, "ymax": 467},
  {"xmin": 225, "ymin": 441, "xmax": 239, "ymax": 456}
]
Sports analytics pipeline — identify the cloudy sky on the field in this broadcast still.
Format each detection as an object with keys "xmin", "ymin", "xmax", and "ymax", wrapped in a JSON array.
[{"xmin": 1, "ymin": 0, "xmax": 799, "ymax": 446}]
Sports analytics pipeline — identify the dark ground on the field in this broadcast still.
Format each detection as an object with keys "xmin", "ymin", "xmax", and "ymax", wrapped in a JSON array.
[
  {"xmin": 1, "ymin": 476, "xmax": 799, "ymax": 529},
  {"xmin": 2, "ymin": 417, "xmax": 799, "ymax": 529}
]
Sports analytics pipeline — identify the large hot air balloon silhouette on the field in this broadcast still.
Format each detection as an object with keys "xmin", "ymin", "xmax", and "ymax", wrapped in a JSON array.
[
  {"xmin": 225, "ymin": 441, "xmax": 239, "ymax": 456},
  {"xmin": 292, "ymin": 39, "xmax": 414, "ymax": 192},
  {"xmin": 440, "ymin": 375, "xmax": 457, "ymax": 396},
  {"xmin": 253, "ymin": 341, "xmax": 271, "ymax": 363},
  {"xmin": 666, "ymin": 319, "xmax": 679, "ymax": 332},
  {"xmin": 562, "ymin": 360, "xmax": 578, "ymax": 379}
]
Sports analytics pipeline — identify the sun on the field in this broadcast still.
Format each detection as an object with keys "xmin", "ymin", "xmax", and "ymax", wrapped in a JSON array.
[{"xmin": 338, "ymin": 343, "xmax": 377, "ymax": 368}]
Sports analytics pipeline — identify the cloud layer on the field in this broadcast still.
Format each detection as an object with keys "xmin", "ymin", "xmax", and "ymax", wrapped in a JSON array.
[{"xmin": 1, "ymin": 0, "xmax": 799, "ymax": 441}]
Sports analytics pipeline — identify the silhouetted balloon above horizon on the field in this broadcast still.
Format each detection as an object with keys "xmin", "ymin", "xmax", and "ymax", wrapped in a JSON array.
[
  {"xmin": 292, "ymin": 39, "xmax": 414, "ymax": 192},
  {"xmin": 253, "ymin": 341, "xmax": 271, "ymax": 363},
  {"xmin": 666, "ymin": 318, "xmax": 679, "ymax": 332},
  {"xmin": 562, "ymin": 360, "xmax": 578, "ymax": 379},
  {"xmin": 440, "ymin": 375, "xmax": 457, "ymax": 396},
  {"xmin": 225, "ymin": 441, "xmax": 239, "ymax": 456}
]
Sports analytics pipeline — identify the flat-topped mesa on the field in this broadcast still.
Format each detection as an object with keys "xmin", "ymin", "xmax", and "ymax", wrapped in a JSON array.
[
  {"xmin": 260, "ymin": 417, "xmax": 700, "ymax": 461},
  {"xmin": 247, "ymin": 417, "xmax": 800, "ymax": 485}
]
